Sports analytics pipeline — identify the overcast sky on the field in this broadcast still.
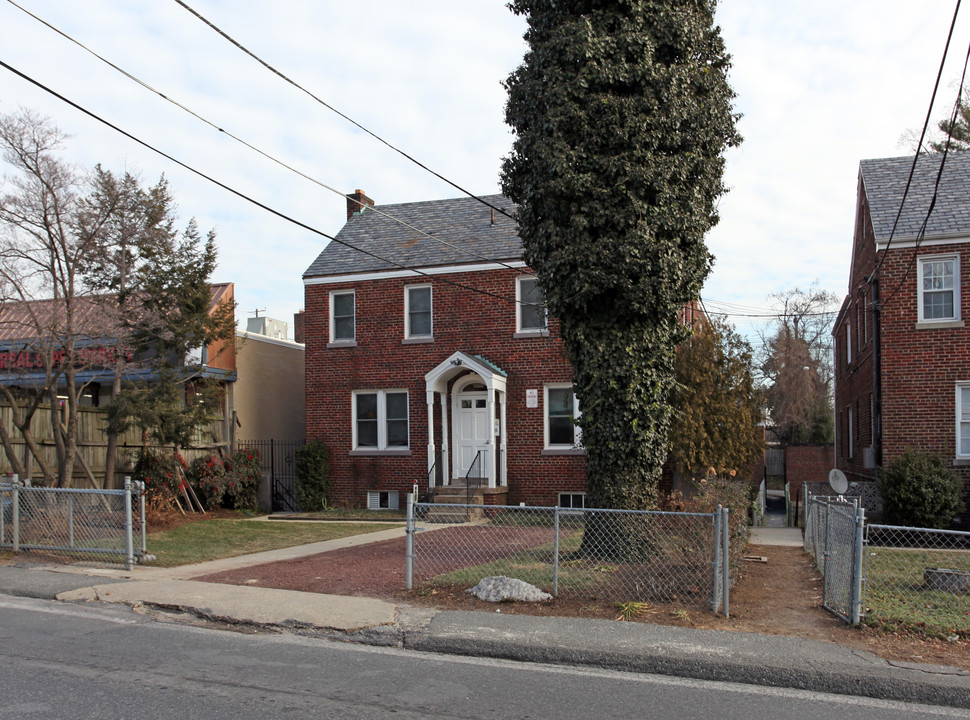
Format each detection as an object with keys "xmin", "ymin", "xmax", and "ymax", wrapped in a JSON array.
[{"xmin": 1, "ymin": 1, "xmax": 968, "ymax": 341}]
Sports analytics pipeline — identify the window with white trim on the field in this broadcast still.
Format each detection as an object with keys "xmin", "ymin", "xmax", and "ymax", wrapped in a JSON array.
[
  {"xmin": 367, "ymin": 491, "xmax": 400, "ymax": 510},
  {"xmin": 330, "ymin": 290, "xmax": 355, "ymax": 342},
  {"xmin": 845, "ymin": 322, "xmax": 852, "ymax": 365},
  {"xmin": 957, "ymin": 384, "xmax": 970, "ymax": 457},
  {"xmin": 545, "ymin": 384, "xmax": 581, "ymax": 448},
  {"xmin": 353, "ymin": 390, "xmax": 409, "ymax": 450},
  {"xmin": 558, "ymin": 492, "xmax": 585, "ymax": 510},
  {"xmin": 918, "ymin": 255, "xmax": 960, "ymax": 322},
  {"xmin": 517, "ymin": 276, "xmax": 547, "ymax": 332},
  {"xmin": 405, "ymin": 285, "xmax": 432, "ymax": 338}
]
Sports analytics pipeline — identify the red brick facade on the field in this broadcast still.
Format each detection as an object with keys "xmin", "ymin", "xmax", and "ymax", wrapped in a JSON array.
[
  {"xmin": 304, "ymin": 266, "xmax": 586, "ymax": 507},
  {"xmin": 834, "ymin": 158, "xmax": 970, "ymax": 524}
]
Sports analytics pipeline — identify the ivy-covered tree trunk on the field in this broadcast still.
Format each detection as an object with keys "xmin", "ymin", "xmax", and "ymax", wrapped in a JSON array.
[{"xmin": 501, "ymin": 0, "xmax": 740, "ymax": 540}]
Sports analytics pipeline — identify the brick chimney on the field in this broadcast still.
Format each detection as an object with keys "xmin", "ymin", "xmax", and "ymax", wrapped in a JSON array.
[{"xmin": 346, "ymin": 189, "xmax": 374, "ymax": 221}]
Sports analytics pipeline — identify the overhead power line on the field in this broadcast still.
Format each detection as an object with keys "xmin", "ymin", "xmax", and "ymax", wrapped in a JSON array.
[
  {"xmin": 880, "ymin": 11, "xmax": 970, "ymax": 309},
  {"xmin": 868, "ymin": 0, "xmax": 963, "ymax": 282},
  {"xmin": 0, "ymin": 60, "xmax": 530, "ymax": 309},
  {"xmin": 171, "ymin": 0, "xmax": 515, "ymax": 223},
  {"xmin": 4, "ymin": 0, "xmax": 530, "ymax": 277}
]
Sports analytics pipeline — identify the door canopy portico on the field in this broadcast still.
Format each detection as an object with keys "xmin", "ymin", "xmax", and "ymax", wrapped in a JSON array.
[{"xmin": 424, "ymin": 351, "xmax": 508, "ymax": 489}]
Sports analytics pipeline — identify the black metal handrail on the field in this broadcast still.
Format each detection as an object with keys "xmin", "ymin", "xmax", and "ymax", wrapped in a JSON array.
[
  {"xmin": 464, "ymin": 450, "xmax": 483, "ymax": 508},
  {"xmin": 425, "ymin": 461, "xmax": 437, "ymax": 503}
]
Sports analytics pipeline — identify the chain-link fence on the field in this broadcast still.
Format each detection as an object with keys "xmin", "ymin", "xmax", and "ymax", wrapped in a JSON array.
[
  {"xmin": 405, "ymin": 500, "xmax": 736, "ymax": 614},
  {"xmin": 804, "ymin": 493, "xmax": 866, "ymax": 623},
  {"xmin": 0, "ymin": 476, "xmax": 147, "ymax": 569},
  {"xmin": 865, "ymin": 524, "xmax": 970, "ymax": 638},
  {"xmin": 803, "ymin": 480, "xmax": 883, "ymax": 518},
  {"xmin": 804, "ymin": 485, "xmax": 969, "ymax": 635}
]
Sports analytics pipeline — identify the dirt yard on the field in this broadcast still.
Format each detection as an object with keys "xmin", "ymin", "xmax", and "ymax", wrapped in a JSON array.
[{"xmin": 194, "ymin": 533, "xmax": 970, "ymax": 672}]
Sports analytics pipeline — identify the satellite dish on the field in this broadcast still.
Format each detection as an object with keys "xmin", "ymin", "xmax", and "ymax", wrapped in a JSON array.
[{"xmin": 828, "ymin": 469, "xmax": 849, "ymax": 495}]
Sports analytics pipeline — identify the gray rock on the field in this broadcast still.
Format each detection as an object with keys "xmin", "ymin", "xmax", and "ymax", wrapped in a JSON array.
[{"xmin": 465, "ymin": 576, "xmax": 552, "ymax": 603}]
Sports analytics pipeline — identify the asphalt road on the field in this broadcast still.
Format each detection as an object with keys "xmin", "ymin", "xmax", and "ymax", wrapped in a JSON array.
[{"xmin": 1, "ymin": 595, "xmax": 965, "ymax": 720}]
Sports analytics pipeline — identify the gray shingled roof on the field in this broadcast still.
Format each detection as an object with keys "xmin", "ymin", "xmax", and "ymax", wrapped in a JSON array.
[
  {"xmin": 861, "ymin": 153, "xmax": 970, "ymax": 241},
  {"xmin": 304, "ymin": 194, "xmax": 521, "ymax": 278}
]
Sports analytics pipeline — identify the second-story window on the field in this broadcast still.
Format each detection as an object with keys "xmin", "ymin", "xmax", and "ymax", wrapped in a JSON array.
[
  {"xmin": 918, "ymin": 255, "xmax": 959, "ymax": 322},
  {"xmin": 517, "ymin": 276, "xmax": 546, "ymax": 333},
  {"xmin": 330, "ymin": 290, "xmax": 355, "ymax": 343},
  {"xmin": 405, "ymin": 285, "xmax": 432, "ymax": 339}
]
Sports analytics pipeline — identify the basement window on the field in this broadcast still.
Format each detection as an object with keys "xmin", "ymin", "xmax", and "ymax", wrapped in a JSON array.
[
  {"xmin": 558, "ymin": 492, "xmax": 586, "ymax": 511},
  {"xmin": 367, "ymin": 491, "xmax": 399, "ymax": 510}
]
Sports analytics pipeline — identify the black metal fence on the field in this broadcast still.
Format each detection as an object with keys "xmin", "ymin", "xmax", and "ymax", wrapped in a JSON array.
[{"xmin": 238, "ymin": 439, "xmax": 302, "ymax": 512}]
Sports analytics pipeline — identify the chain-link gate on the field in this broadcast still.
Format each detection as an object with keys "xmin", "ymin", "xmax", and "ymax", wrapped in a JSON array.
[{"xmin": 804, "ymin": 491, "xmax": 869, "ymax": 625}]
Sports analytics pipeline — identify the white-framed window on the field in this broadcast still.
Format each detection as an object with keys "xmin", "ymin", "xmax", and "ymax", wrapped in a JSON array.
[
  {"xmin": 517, "ymin": 276, "xmax": 547, "ymax": 332},
  {"xmin": 918, "ymin": 255, "xmax": 960, "ymax": 322},
  {"xmin": 558, "ymin": 492, "xmax": 585, "ymax": 510},
  {"xmin": 367, "ymin": 491, "xmax": 400, "ymax": 510},
  {"xmin": 353, "ymin": 390, "xmax": 409, "ymax": 450},
  {"xmin": 845, "ymin": 321, "xmax": 852, "ymax": 365},
  {"xmin": 330, "ymin": 290, "xmax": 356, "ymax": 342},
  {"xmin": 545, "ymin": 384, "xmax": 581, "ymax": 449},
  {"xmin": 956, "ymin": 383, "xmax": 970, "ymax": 458},
  {"xmin": 405, "ymin": 285, "xmax": 432, "ymax": 338}
]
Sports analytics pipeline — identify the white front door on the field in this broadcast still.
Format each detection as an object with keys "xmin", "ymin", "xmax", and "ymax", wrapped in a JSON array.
[{"xmin": 454, "ymin": 392, "xmax": 490, "ymax": 479}]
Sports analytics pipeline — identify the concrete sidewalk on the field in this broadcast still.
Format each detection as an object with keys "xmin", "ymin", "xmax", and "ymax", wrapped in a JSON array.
[{"xmin": 0, "ymin": 523, "xmax": 967, "ymax": 709}]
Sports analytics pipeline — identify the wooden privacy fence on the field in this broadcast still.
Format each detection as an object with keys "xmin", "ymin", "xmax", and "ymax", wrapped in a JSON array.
[{"xmin": 0, "ymin": 402, "xmax": 228, "ymax": 488}]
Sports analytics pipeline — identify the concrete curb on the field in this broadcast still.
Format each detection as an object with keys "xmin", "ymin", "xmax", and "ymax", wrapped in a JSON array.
[{"xmin": 399, "ymin": 611, "xmax": 970, "ymax": 709}]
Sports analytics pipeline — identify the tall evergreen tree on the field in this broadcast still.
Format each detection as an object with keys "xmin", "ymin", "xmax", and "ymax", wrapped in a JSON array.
[
  {"xmin": 669, "ymin": 316, "xmax": 764, "ymax": 480},
  {"xmin": 501, "ymin": 0, "xmax": 740, "ymax": 512},
  {"xmin": 101, "ymin": 216, "xmax": 235, "ymax": 450}
]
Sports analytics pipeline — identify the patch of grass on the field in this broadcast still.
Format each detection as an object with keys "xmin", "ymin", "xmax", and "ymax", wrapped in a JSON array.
[
  {"xmin": 145, "ymin": 519, "xmax": 401, "ymax": 567},
  {"xmin": 428, "ymin": 529, "xmax": 619, "ymax": 591},
  {"xmin": 864, "ymin": 547, "xmax": 970, "ymax": 640},
  {"xmin": 614, "ymin": 600, "xmax": 656, "ymax": 621},
  {"xmin": 274, "ymin": 508, "xmax": 407, "ymax": 522}
]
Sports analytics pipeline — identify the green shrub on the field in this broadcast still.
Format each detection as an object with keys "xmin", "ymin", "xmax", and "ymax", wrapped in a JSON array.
[
  {"xmin": 187, "ymin": 454, "xmax": 228, "ymax": 509},
  {"xmin": 295, "ymin": 441, "xmax": 331, "ymax": 511},
  {"xmin": 224, "ymin": 448, "xmax": 261, "ymax": 512},
  {"xmin": 878, "ymin": 448, "xmax": 964, "ymax": 529},
  {"xmin": 132, "ymin": 449, "xmax": 187, "ymax": 502}
]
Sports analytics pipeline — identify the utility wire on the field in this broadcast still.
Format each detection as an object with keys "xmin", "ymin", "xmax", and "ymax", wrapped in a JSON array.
[
  {"xmin": 171, "ymin": 0, "xmax": 516, "ymax": 223},
  {"xmin": 4, "ymin": 0, "xmax": 532, "ymax": 277},
  {"xmin": 868, "ymin": 0, "xmax": 962, "ymax": 282},
  {"xmin": 880, "ymin": 30, "xmax": 970, "ymax": 310},
  {"xmin": 0, "ymin": 60, "xmax": 530, "ymax": 309}
]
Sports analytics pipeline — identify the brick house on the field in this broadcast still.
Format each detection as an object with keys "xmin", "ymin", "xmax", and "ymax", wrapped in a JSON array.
[
  {"xmin": 833, "ymin": 153, "xmax": 970, "ymax": 523},
  {"xmin": 303, "ymin": 191, "xmax": 585, "ymax": 509}
]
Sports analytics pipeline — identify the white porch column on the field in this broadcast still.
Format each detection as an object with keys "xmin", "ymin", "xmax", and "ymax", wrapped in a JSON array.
[
  {"xmin": 499, "ymin": 392, "xmax": 507, "ymax": 487},
  {"xmin": 485, "ymin": 387, "xmax": 496, "ymax": 489},
  {"xmin": 426, "ymin": 390, "xmax": 436, "ymax": 489},
  {"xmin": 440, "ymin": 392, "xmax": 450, "ymax": 486}
]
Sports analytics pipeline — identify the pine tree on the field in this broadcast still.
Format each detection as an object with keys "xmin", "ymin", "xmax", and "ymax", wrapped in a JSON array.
[
  {"xmin": 501, "ymin": 0, "xmax": 740, "ymax": 516},
  {"xmin": 669, "ymin": 317, "xmax": 764, "ymax": 480}
]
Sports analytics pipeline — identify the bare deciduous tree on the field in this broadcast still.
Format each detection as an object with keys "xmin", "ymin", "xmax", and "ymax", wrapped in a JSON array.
[{"xmin": 759, "ymin": 285, "xmax": 839, "ymax": 445}]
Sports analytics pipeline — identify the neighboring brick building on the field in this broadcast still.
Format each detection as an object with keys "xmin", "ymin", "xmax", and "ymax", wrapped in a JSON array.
[
  {"xmin": 785, "ymin": 443, "xmax": 834, "ymax": 501},
  {"xmin": 833, "ymin": 154, "xmax": 970, "ymax": 524}
]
